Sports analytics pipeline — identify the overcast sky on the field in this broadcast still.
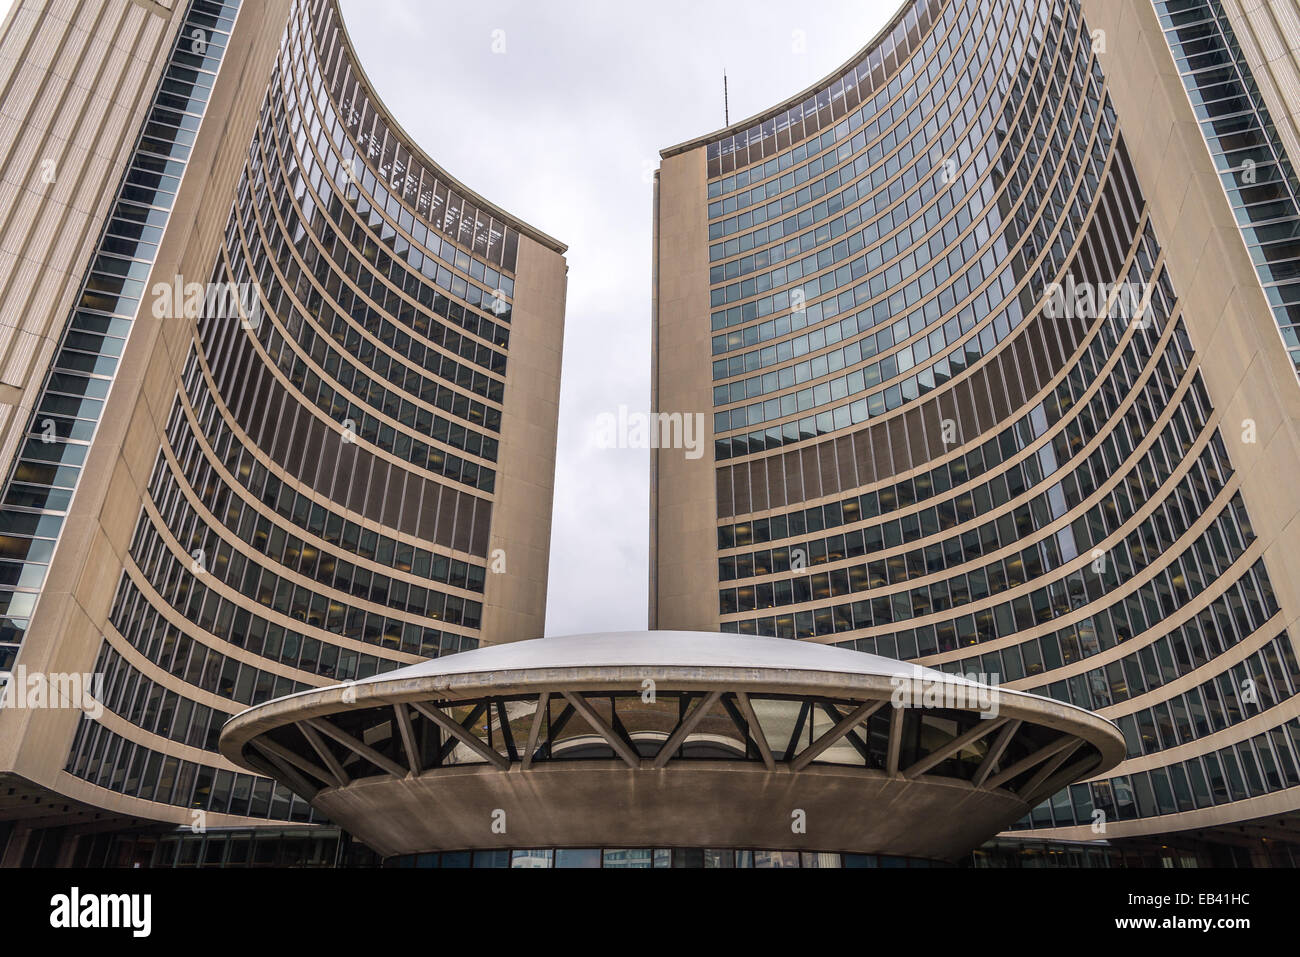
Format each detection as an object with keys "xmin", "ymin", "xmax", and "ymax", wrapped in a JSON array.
[
  {"xmin": 336, "ymin": 1, "xmax": 899, "ymax": 637},
  {"xmin": 0, "ymin": 0, "xmax": 899, "ymax": 637}
]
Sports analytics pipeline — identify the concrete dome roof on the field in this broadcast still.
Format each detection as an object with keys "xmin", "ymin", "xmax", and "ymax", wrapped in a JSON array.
[
  {"xmin": 218, "ymin": 631, "xmax": 1126, "ymax": 862},
  {"xmin": 230, "ymin": 631, "xmax": 1106, "ymax": 728},
  {"xmin": 355, "ymin": 630, "xmax": 972, "ymax": 684}
]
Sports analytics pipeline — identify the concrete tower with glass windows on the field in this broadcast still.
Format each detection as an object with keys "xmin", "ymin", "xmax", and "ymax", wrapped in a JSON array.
[
  {"xmin": 652, "ymin": 0, "xmax": 1300, "ymax": 865},
  {"xmin": 0, "ymin": 0, "xmax": 566, "ymax": 866}
]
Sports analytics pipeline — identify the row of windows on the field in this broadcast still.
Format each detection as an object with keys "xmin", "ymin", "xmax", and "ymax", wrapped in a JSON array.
[
  {"xmin": 705, "ymin": 8, "xmax": 1147, "ymax": 488},
  {"xmin": 302, "ymin": 0, "xmax": 523, "ymax": 273},
  {"xmin": 719, "ymin": 386, "xmax": 1227, "ymax": 627},
  {"xmin": 65, "ymin": 712, "xmax": 318, "ymax": 822},
  {"xmin": 1108, "ymin": 634, "xmax": 1298, "ymax": 761},
  {"xmin": 969, "ymin": 837, "xmax": 1237, "ymax": 868},
  {"xmin": 709, "ymin": 71, "xmax": 1101, "ymax": 360},
  {"xmin": 715, "ymin": 254, "xmax": 1176, "ymax": 549},
  {"xmin": 708, "ymin": 0, "xmax": 945, "ymax": 198},
  {"xmin": 252, "ymin": 72, "xmax": 514, "ymax": 384},
  {"xmin": 258, "ymin": 63, "xmax": 517, "ymax": 361},
  {"xmin": 274, "ymin": 21, "xmax": 517, "ymax": 305},
  {"xmin": 711, "ymin": 277, "xmax": 1005, "ymax": 398},
  {"xmin": 1027, "ymin": 565, "xmax": 1284, "ymax": 715},
  {"xmin": 197, "ymin": 291, "xmax": 501, "ymax": 516},
  {"xmin": 709, "ymin": 0, "xmax": 1081, "ymax": 314},
  {"xmin": 128, "ymin": 506, "xmax": 481, "ymax": 656},
  {"xmin": 715, "ymin": 282, "xmax": 980, "ymax": 387},
  {"xmin": 711, "ymin": 128, "xmax": 1123, "ymax": 458},
  {"xmin": 389, "ymin": 848, "xmax": 940, "ymax": 869},
  {"xmin": 721, "ymin": 410, "xmax": 1219, "ymax": 637},
  {"xmin": 719, "ymin": 333, "xmax": 1203, "ymax": 587},
  {"xmin": 724, "ymin": 491, "xmax": 1256, "ymax": 662},
  {"xmin": 0, "ymin": 0, "xmax": 243, "ymax": 662},
  {"xmin": 1017, "ymin": 713, "xmax": 1300, "ymax": 830},
  {"xmin": 112, "ymin": 573, "xmax": 429, "ymax": 689},
  {"xmin": 183, "ymin": 344, "xmax": 494, "ymax": 557},
  {"xmin": 711, "ymin": 118, "xmax": 1120, "ymax": 451},
  {"xmin": 287, "ymin": 3, "xmax": 516, "ymax": 297},
  {"xmin": 141, "ymin": 461, "xmax": 482, "ymax": 629},
  {"xmin": 249, "ymin": 55, "xmax": 515, "ymax": 401},
  {"xmin": 248, "ymin": 126, "xmax": 510, "ymax": 396},
  {"xmin": 708, "ymin": 0, "xmax": 1072, "ymax": 300},
  {"xmin": 195, "ymin": 337, "xmax": 494, "ymax": 557},
  {"xmin": 711, "ymin": 269, "xmax": 1017, "ymax": 427},
  {"xmin": 120, "ymin": 447, "xmax": 467, "ymax": 670},
  {"xmin": 90, "ymin": 639, "xmax": 243, "ymax": 754},
  {"xmin": 917, "ymin": 560, "xmax": 1276, "ymax": 696},
  {"xmin": 226, "ymin": 228, "xmax": 503, "ymax": 461},
  {"xmin": 710, "ymin": 34, "xmax": 982, "ymax": 229},
  {"xmin": 872, "ymin": 553, "xmax": 1279, "ymax": 718},
  {"xmin": 76, "ymin": 826, "xmax": 374, "ymax": 869},
  {"xmin": 710, "ymin": 145, "xmax": 1154, "ymax": 517},
  {"xmin": 710, "ymin": 173, "xmax": 1139, "ymax": 432},
  {"xmin": 260, "ymin": 88, "xmax": 515, "ymax": 356},
  {"xmin": 709, "ymin": 0, "xmax": 1093, "ymax": 329},
  {"xmin": 162, "ymin": 388, "xmax": 486, "ymax": 587},
  {"xmin": 238, "ymin": 163, "xmax": 507, "ymax": 407},
  {"xmin": 711, "ymin": 52, "xmax": 1038, "ymax": 304},
  {"xmin": 706, "ymin": 0, "xmax": 937, "ymax": 175},
  {"xmin": 226, "ymin": 254, "xmax": 501, "ymax": 475},
  {"xmin": 1154, "ymin": 0, "xmax": 1300, "ymax": 373},
  {"xmin": 723, "ymin": 384, "xmax": 1212, "ymax": 616},
  {"xmin": 189, "ymin": 335, "xmax": 488, "ymax": 548},
  {"xmin": 200, "ymin": 280, "xmax": 498, "ymax": 494},
  {"xmin": 225, "ymin": 196, "xmax": 503, "ymax": 482}
]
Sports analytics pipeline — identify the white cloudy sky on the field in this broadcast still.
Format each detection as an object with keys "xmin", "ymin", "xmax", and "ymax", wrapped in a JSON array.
[
  {"xmin": 336, "ymin": 0, "xmax": 899, "ymax": 637},
  {"xmin": 0, "ymin": 0, "xmax": 898, "ymax": 637}
]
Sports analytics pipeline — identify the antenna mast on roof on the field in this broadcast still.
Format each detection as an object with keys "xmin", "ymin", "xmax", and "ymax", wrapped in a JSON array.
[{"xmin": 724, "ymin": 69, "xmax": 730, "ymax": 126}]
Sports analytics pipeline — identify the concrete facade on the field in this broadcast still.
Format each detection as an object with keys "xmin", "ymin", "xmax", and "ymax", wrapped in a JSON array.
[
  {"xmin": 652, "ymin": 0, "xmax": 1300, "ymax": 851},
  {"xmin": 0, "ymin": 0, "xmax": 567, "ymax": 863}
]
